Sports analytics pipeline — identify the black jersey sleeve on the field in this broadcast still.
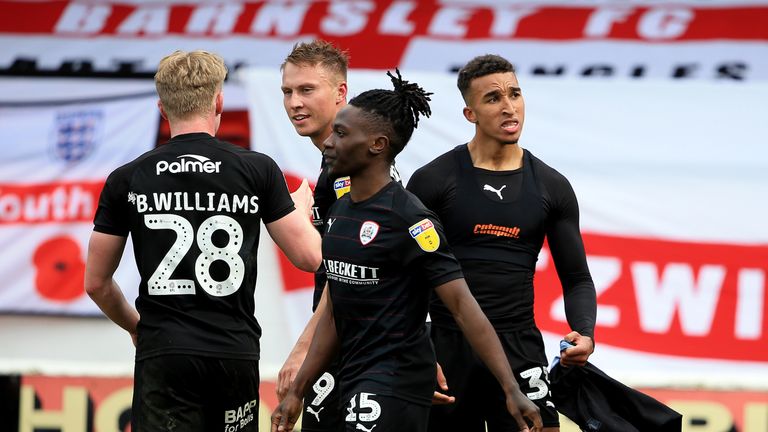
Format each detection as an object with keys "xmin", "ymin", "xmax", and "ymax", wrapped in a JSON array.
[
  {"xmin": 93, "ymin": 168, "xmax": 130, "ymax": 237},
  {"xmin": 252, "ymin": 154, "xmax": 296, "ymax": 224},
  {"xmin": 394, "ymin": 192, "xmax": 463, "ymax": 288},
  {"xmin": 406, "ymin": 154, "xmax": 456, "ymax": 216},
  {"xmin": 542, "ymin": 170, "xmax": 597, "ymax": 340}
]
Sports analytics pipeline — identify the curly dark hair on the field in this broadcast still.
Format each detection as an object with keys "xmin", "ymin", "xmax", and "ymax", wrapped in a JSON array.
[
  {"xmin": 349, "ymin": 69, "xmax": 432, "ymax": 159},
  {"xmin": 457, "ymin": 54, "xmax": 516, "ymax": 101}
]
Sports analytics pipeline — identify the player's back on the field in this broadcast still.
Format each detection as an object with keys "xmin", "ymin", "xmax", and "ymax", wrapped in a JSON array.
[{"xmin": 94, "ymin": 132, "xmax": 294, "ymax": 361}]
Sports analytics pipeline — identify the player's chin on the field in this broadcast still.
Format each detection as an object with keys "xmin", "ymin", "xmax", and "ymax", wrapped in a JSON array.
[
  {"xmin": 327, "ymin": 162, "xmax": 344, "ymax": 177},
  {"xmin": 500, "ymin": 136, "xmax": 520, "ymax": 146},
  {"xmin": 293, "ymin": 127, "xmax": 313, "ymax": 138}
]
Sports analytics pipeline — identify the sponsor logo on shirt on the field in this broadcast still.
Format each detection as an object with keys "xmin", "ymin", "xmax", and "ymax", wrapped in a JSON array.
[
  {"xmin": 224, "ymin": 399, "xmax": 257, "ymax": 429},
  {"xmin": 306, "ymin": 405, "xmax": 324, "ymax": 422},
  {"xmin": 474, "ymin": 223, "xmax": 520, "ymax": 239},
  {"xmin": 408, "ymin": 218, "xmax": 440, "ymax": 252},
  {"xmin": 155, "ymin": 154, "xmax": 221, "ymax": 175},
  {"xmin": 359, "ymin": 221, "xmax": 379, "ymax": 246},
  {"xmin": 333, "ymin": 176, "xmax": 351, "ymax": 198},
  {"xmin": 483, "ymin": 183, "xmax": 507, "ymax": 200},
  {"xmin": 324, "ymin": 259, "xmax": 379, "ymax": 285}
]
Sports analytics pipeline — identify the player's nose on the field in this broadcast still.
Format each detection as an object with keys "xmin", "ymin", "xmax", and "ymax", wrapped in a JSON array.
[{"xmin": 323, "ymin": 134, "xmax": 334, "ymax": 151}]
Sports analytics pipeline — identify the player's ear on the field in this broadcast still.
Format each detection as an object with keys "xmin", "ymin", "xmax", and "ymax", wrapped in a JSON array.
[
  {"xmin": 370, "ymin": 135, "xmax": 388, "ymax": 156},
  {"xmin": 215, "ymin": 91, "xmax": 224, "ymax": 115},
  {"xmin": 463, "ymin": 106, "xmax": 477, "ymax": 124},
  {"xmin": 336, "ymin": 81, "xmax": 348, "ymax": 104},
  {"xmin": 157, "ymin": 100, "xmax": 169, "ymax": 120}
]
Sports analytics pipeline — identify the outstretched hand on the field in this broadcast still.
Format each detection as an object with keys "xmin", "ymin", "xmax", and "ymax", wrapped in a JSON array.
[
  {"xmin": 276, "ymin": 351, "xmax": 305, "ymax": 402},
  {"xmin": 505, "ymin": 390, "xmax": 543, "ymax": 432},
  {"xmin": 432, "ymin": 362, "xmax": 455, "ymax": 405},
  {"xmin": 271, "ymin": 393, "xmax": 302, "ymax": 432}
]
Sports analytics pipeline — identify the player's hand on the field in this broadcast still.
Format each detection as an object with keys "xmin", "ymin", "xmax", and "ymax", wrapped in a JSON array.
[
  {"xmin": 505, "ymin": 390, "xmax": 543, "ymax": 432},
  {"xmin": 432, "ymin": 362, "xmax": 455, "ymax": 405},
  {"xmin": 276, "ymin": 351, "xmax": 305, "ymax": 402},
  {"xmin": 559, "ymin": 331, "xmax": 594, "ymax": 367},
  {"xmin": 129, "ymin": 331, "xmax": 138, "ymax": 347},
  {"xmin": 290, "ymin": 178, "xmax": 314, "ymax": 217},
  {"xmin": 271, "ymin": 392, "xmax": 302, "ymax": 432}
]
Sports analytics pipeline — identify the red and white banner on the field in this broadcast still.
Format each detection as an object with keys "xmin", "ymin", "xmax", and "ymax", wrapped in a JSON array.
[
  {"xmin": 242, "ymin": 68, "xmax": 768, "ymax": 387},
  {"xmin": 9, "ymin": 374, "xmax": 768, "ymax": 431},
  {"xmin": 1, "ymin": 0, "xmax": 767, "ymax": 80},
  {"xmin": 0, "ymin": 81, "xmax": 157, "ymax": 315}
]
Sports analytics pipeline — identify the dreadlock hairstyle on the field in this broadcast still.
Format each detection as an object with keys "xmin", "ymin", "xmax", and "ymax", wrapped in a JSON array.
[{"xmin": 349, "ymin": 69, "xmax": 432, "ymax": 159}]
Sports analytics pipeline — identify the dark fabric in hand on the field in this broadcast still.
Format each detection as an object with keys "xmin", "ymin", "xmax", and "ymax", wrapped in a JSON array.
[{"xmin": 550, "ymin": 361, "xmax": 682, "ymax": 432}]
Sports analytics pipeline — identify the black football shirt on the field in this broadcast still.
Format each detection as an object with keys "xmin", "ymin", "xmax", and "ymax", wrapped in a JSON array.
[
  {"xmin": 93, "ymin": 132, "xmax": 295, "ymax": 361},
  {"xmin": 309, "ymin": 158, "xmax": 351, "ymax": 309},
  {"xmin": 408, "ymin": 145, "xmax": 596, "ymax": 337},
  {"xmin": 322, "ymin": 181, "xmax": 462, "ymax": 406},
  {"xmin": 311, "ymin": 160, "xmax": 401, "ymax": 310}
]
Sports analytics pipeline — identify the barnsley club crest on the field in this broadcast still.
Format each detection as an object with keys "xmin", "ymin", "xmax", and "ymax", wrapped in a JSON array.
[{"xmin": 359, "ymin": 221, "xmax": 380, "ymax": 245}]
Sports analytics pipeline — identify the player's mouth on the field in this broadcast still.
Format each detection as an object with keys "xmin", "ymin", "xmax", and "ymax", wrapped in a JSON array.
[
  {"xmin": 501, "ymin": 119, "xmax": 520, "ymax": 134},
  {"xmin": 292, "ymin": 114, "xmax": 310, "ymax": 124}
]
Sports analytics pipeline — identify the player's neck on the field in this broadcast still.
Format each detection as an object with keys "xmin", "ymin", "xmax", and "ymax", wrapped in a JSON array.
[
  {"xmin": 467, "ymin": 137, "xmax": 523, "ymax": 171},
  {"xmin": 349, "ymin": 168, "xmax": 392, "ymax": 203},
  {"xmin": 169, "ymin": 116, "xmax": 217, "ymax": 138},
  {"xmin": 310, "ymin": 132, "xmax": 329, "ymax": 152}
]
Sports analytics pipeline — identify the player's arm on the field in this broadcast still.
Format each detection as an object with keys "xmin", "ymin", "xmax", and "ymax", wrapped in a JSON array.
[
  {"xmin": 84, "ymin": 231, "xmax": 140, "ymax": 345},
  {"xmin": 435, "ymin": 278, "xmax": 542, "ymax": 432},
  {"xmin": 276, "ymin": 283, "xmax": 330, "ymax": 401},
  {"xmin": 266, "ymin": 178, "xmax": 322, "ymax": 272},
  {"xmin": 546, "ymin": 179, "xmax": 597, "ymax": 366},
  {"xmin": 272, "ymin": 287, "xmax": 339, "ymax": 432}
]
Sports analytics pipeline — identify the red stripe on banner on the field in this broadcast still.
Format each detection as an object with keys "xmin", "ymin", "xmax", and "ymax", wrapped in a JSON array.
[
  {"xmin": 2, "ymin": 1, "xmax": 766, "ymax": 41},
  {"xmin": 0, "ymin": 181, "xmax": 104, "ymax": 225},
  {"xmin": 535, "ymin": 233, "xmax": 768, "ymax": 362},
  {"xmin": 0, "ymin": 1, "xmax": 66, "ymax": 33}
]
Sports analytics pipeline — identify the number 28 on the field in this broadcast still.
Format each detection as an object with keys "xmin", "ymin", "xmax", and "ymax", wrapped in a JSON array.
[{"xmin": 144, "ymin": 214, "xmax": 244, "ymax": 297}]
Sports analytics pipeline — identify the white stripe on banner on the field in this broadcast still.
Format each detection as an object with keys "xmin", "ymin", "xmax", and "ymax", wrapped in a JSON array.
[
  {"xmin": 242, "ymin": 67, "xmax": 768, "ymax": 387},
  {"xmin": 2, "ymin": 1, "xmax": 767, "ymax": 80},
  {"xmin": 0, "ymin": 81, "xmax": 157, "ymax": 315}
]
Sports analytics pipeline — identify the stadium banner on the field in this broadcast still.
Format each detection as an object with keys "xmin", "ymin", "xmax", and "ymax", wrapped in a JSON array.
[
  {"xmin": 3, "ymin": 374, "xmax": 767, "ymax": 431},
  {"xmin": 1, "ymin": 0, "xmax": 767, "ymax": 80},
  {"xmin": 0, "ymin": 83, "xmax": 155, "ymax": 315},
  {"xmin": 242, "ymin": 68, "xmax": 768, "ymax": 388}
]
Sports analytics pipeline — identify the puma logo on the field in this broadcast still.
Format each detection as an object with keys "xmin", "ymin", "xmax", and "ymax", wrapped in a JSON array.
[
  {"xmin": 483, "ymin": 184, "xmax": 507, "ymax": 200},
  {"xmin": 356, "ymin": 424, "xmax": 377, "ymax": 432},
  {"xmin": 326, "ymin": 218, "xmax": 335, "ymax": 232},
  {"xmin": 306, "ymin": 406, "xmax": 324, "ymax": 422}
]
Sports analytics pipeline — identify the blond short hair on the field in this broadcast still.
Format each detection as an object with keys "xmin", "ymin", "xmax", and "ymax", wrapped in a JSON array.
[
  {"xmin": 281, "ymin": 40, "xmax": 348, "ymax": 82},
  {"xmin": 155, "ymin": 50, "xmax": 228, "ymax": 120}
]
